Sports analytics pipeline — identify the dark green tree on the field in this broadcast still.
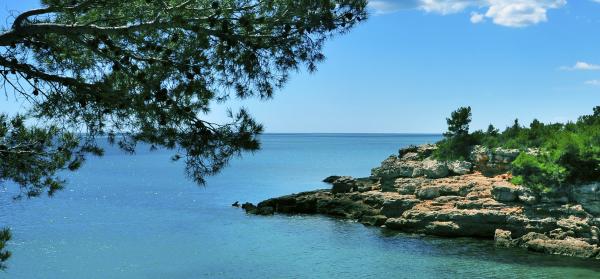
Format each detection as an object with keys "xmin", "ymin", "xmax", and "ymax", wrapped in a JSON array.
[
  {"xmin": 0, "ymin": 0, "xmax": 367, "ymax": 269},
  {"xmin": 444, "ymin": 106, "xmax": 472, "ymax": 137},
  {"xmin": 0, "ymin": 229, "xmax": 9, "ymax": 270},
  {"xmin": 436, "ymin": 106, "xmax": 475, "ymax": 160},
  {"xmin": 486, "ymin": 124, "xmax": 499, "ymax": 136}
]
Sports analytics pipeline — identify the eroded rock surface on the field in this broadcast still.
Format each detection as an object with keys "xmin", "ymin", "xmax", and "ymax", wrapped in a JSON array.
[{"xmin": 243, "ymin": 144, "xmax": 600, "ymax": 261}]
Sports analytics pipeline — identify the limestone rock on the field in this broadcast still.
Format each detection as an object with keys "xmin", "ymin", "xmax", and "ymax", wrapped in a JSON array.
[
  {"xmin": 331, "ymin": 176, "xmax": 356, "ymax": 194},
  {"xmin": 495, "ymin": 229, "xmax": 515, "ymax": 247},
  {"xmin": 448, "ymin": 160, "xmax": 472, "ymax": 175},
  {"xmin": 360, "ymin": 215, "xmax": 388, "ymax": 227},
  {"xmin": 422, "ymin": 159, "xmax": 449, "ymax": 179},
  {"xmin": 416, "ymin": 183, "xmax": 472, "ymax": 200},
  {"xmin": 394, "ymin": 177, "xmax": 429, "ymax": 195},
  {"xmin": 517, "ymin": 187, "xmax": 538, "ymax": 205},
  {"xmin": 251, "ymin": 169, "xmax": 600, "ymax": 261},
  {"xmin": 380, "ymin": 198, "xmax": 420, "ymax": 218},
  {"xmin": 399, "ymin": 144, "xmax": 437, "ymax": 160},
  {"xmin": 571, "ymin": 183, "xmax": 600, "ymax": 216},
  {"xmin": 493, "ymin": 148, "xmax": 521, "ymax": 163},
  {"xmin": 469, "ymin": 146, "xmax": 531, "ymax": 176},
  {"xmin": 525, "ymin": 237, "xmax": 600, "ymax": 258},
  {"xmin": 323, "ymin": 175, "xmax": 342, "ymax": 183},
  {"xmin": 491, "ymin": 183, "xmax": 519, "ymax": 202},
  {"xmin": 425, "ymin": 221, "xmax": 461, "ymax": 236},
  {"xmin": 539, "ymin": 192, "xmax": 570, "ymax": 205},
  {"xmin": 371, "ymin": 156, "xmax": 423, "ymax": 179},
  {"xmin": 241, "ymin": 202, "xmax": 274, "ymax": 215}
]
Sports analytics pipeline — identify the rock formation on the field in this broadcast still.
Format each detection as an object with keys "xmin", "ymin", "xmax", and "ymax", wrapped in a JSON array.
[{"xmin": 242, "ymin": 144, "xmax": 600, "ymax": 260}]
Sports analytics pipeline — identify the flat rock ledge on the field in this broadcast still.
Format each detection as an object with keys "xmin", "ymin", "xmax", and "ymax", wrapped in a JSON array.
[{"xmin": 242, "ymin": 173, "xmax": 600, "ymax": 261}]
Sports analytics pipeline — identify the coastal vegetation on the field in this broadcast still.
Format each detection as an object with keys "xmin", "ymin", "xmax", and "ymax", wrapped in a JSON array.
[
  {"xmin": 244, "ymin": 108, "xmax": 600, "ymax": 261},
  {"xmin": 436, "ymin": 106, "xmax": 600, "ymax": 193}
]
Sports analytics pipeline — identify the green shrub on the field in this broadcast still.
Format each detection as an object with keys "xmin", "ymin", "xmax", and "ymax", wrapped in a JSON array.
[
  {"xmin": 436, "ymin": 106, "xmax": 600, "ymax": 191},
  {"xmin": 510, "ymin": 153, "xmax": 567, "ymax": 193}
]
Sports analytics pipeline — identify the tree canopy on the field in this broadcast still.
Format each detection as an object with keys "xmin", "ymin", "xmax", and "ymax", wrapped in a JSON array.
[
  {"xmin": 435, "ymin": 106, "xmax": 600, "ymax": 193},
  {"xmin": 0, "ymin": 0, "xmax": 367, "ymax": 193},
  {"xmin": 444, "ymin": 106, "xmax": 471, "ymax": 137},
  {"xmin": 0, "ymin": 0, "xmax": 368, "ymax": 270},
  {"xmin": 435, "ymin": 106, "xmax": 475, "ymax": 160}
]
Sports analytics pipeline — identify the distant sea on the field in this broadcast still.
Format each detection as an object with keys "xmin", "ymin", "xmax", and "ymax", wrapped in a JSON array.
[{"xmin": 2, "ymin": 134, "xmax": 599, "ymax": 278}]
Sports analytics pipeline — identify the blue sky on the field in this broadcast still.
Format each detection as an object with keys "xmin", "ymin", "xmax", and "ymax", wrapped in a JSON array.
[{"xmin": 2, "ymin": 0, "xmax": 600, "ymax": 133}]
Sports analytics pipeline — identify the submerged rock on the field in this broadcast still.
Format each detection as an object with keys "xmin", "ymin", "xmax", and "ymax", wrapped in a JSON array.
[{"xmin": 495, "ymin": 229, "xmax": 514, "ymax": 247}]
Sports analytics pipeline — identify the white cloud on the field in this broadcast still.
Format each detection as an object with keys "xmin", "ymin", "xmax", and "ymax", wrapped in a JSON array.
[
  {"xmin": 368, "ymin": 0, "xmax": 567, "ymax": 27},
  {"xmin": 485, "ymin": 0, "xmax": 566, "ymax": 27},
  {"xmin": 368, "ymin": 0, "xmax": 421, "ymax": 14},
  {"xmin": 585, "ymin": 80, "xmax": 600, "ymax": 86},
  {"xmin": 470, "ymin": 12, "xmax": 485, "ymax": 23},
  {"xmin": 420, "ymin": 0, "xmax": 480, "ymax": 14},
  {"xmin": 560, "ymin": 61, "xmax": 600, "ymax": 71}
]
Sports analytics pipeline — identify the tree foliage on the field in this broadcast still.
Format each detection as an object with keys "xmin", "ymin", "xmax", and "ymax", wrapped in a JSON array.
[
  {"xmin": 0, "ymin": 114, "xmax": 91, "ymax": 198},
  {"xmin": 1, "ymin": 0, "xmax": 367, "ymax": 185},
  {"xmin": 444, "ymin": 106, "xmax": 471, "ymax": 137},
  {"xmin": 435, "ymin": 106, "xmax": 475, "ymax": 160},
  {"xmin": 0, "ymin": 229, "xmax": 10, "ymax": 270},
  {"xmin": 436, "ymin": 106, "xmax": 600, "ymax": 192},
  {"xmin": 0, "ymin": 0, "xmax": 368, "ymax": 269}
]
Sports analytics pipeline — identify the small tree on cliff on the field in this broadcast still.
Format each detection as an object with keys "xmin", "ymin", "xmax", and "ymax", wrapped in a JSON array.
[
  {"xmin": 436, "ymin": 106, "xmax": 474, "ymax": 160},
  {"xmin": 444, "ymin": 106, "xmax": 472, "ymax": 138},
  {"xmin": 0, "ymin": 0, "xmax": 367, "ymax": 269}
]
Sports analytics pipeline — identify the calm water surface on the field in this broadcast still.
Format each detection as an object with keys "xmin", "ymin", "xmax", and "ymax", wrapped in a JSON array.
[{"xmin": 1, "ymin": 134, "xmax": 600, "ymax": 278}]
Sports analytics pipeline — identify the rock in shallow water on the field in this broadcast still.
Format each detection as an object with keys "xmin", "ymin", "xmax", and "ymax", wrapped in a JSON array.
[
  {"xmin": 495, "ymin": 229, "xmax": 514, "ymax": 247},
  {"xmin": 242, "ymin": 202, "xmax": 274, "ymax": 215},
  {"xmin": 360, "ymin": 215, "xmax": 388, "ymax": 227},
  {"xmin": 525, "ymin": 237, "xmax": 600, "ymax": 258}
]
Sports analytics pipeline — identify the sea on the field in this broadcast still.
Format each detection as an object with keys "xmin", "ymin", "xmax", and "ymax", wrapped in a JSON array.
[{"xmin": 1, "ymin": 134, "xmax": 599, "ymax": 278}]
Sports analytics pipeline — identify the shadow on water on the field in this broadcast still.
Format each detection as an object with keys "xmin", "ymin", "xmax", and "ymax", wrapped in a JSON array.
[
  {"xmin": 375, "ymin": 227, "xmax": 600, "ymax": 272},
  {"xmin": 251, "ymin": 211, "xmax": 600, "ymax": 274}
]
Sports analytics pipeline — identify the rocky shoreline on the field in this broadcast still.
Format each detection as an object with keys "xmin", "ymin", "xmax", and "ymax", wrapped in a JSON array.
[{"xmin": 241, "ymin": 144, "xmax": 600, "ymax": 260}]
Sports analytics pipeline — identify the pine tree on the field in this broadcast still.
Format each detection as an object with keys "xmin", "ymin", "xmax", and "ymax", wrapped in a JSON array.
[{"xmin": 0, "ymin": 0, "xmax": 367, "ymax": 269}]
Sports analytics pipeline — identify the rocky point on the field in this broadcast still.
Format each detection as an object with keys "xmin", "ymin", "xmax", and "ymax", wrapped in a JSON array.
[{"xmin": 241, "ymin": 144, "xmax": 600, "ymax": 260}]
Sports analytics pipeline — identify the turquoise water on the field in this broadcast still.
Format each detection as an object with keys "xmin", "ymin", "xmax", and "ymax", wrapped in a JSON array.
[{"xmin": 1, "ymin": 134, "xmax": 600, "ymax": 278}]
